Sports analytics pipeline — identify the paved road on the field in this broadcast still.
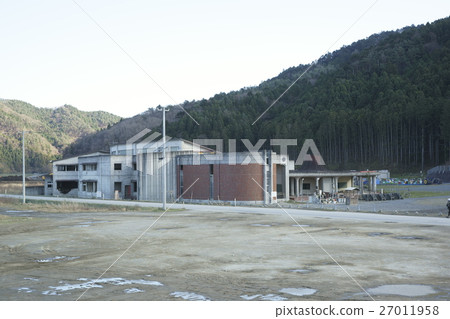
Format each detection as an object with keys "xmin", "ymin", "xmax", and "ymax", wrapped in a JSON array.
[{"xmin": 2, "ymin": 194, "xmax": 449, "ymax": 226}]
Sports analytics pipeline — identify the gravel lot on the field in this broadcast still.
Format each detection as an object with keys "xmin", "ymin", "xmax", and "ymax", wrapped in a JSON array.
[{"xmin": 1, "ymin": 204, "xmax": 449, "ymax": 301}]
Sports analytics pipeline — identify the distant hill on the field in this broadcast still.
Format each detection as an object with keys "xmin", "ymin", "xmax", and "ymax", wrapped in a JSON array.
[
  {"xmin": 63, "ymin": 106, "xmax": 183, "ymax": 157},
  {"xmin": 0, "ymin": 99, "xmax": 121, "ymax": 173},
  {"xmin": 64, "ymin": 17, "xmax": 450, "ymax": 171}
]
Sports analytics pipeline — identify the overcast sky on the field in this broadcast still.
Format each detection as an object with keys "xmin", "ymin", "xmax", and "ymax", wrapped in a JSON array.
[{"xmin": 1, "ymin": 0, "xmax": 449, "ymax": 118}]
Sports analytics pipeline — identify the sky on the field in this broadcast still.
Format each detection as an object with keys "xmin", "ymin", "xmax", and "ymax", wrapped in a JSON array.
[{"xmin": 1, "ymin": 0, "xmax": 449, "ymax": 118}]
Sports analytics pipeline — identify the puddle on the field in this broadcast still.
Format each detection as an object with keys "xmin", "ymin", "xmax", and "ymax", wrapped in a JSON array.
[
  {"xmin": 170, "ymin": 291, "xmax": 210, "ymax": 301},
  {"xmin": 124, "ymin": 288, "xmax": 144, "ymax": 294},
  {"xmin": 241, "ymin": 294, "xmax": 287, "ymax": 301},
  {"xmin": 84, "ymin": 277, "xmax": 163, "ymax": 287},
  {"xmin": 24, "ymin": 277, "xmax": 39, "ymax": 282},
  {"xmin": 292, "ymin": 224, "xmax": 311, "ymax": 227},
  {"xmin": 43, "ymin": 282, "xmax": 102, "ymax": 296},
  {"xmin": 18, "ymin": 287, "xmax": 34, "ymax": 293},
  {"xmin": 250, "ymin": 224, "xmax": 272, "ymax": 227},
  {"xmin": 367, "ymin": 284, "xmax": 436, "ymax": 297},
  {"xmin": 42, "ymin": 277, "xmax": 163, "ymax": 296},
  {"xmin": 35, "ymin": 256, "xmax": 80, "ymax": 263},
  {"xmin": 59, "ymin": 221, "xmax": 111, "ymax": 228},
  {"xmin": 60, "ymin": 224, "xmax": 91, "ymax": 228},
  {"xmin": 395, "ymin": 236, "xmax": 426, "ymax": 240},
  {"xmin": 5, "ymin": 210, "xmax": 34, "ymax": 213},
  {"xmin": 81, "ymin": 220, "xmax": 110, "ymax": 225},
  {"xmin": 156, "ymin": 227, "xmax": 185, "ymax": 231},
  {"xmin": 368, "ymin": 232, "xmax": 392, "ymax": 237},
  {"xmin": 289, "ymin": 269, "xmax": 314, "ymax": 274},
  {"xmin": 279, "ymin": 288, "xmax": 317, "ymax": 297}
]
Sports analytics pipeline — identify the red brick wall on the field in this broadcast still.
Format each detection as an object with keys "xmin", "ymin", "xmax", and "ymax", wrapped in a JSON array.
[
  {"xmin": 179, "ymin": 163, "xmax": 265, "ymax": 201},
  {"xmin": 182, "ymin": 165, "xmax": 210, "ymax": 200},
  {"xmin": 216, "ymin": 164, "xmax": 264, "ymax": 201}
]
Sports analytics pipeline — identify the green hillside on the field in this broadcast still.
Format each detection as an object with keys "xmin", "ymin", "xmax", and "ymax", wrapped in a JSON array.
[
  {"xmin": 0, "ymin": 100, "xmax": 121, "ymax": 173},
  {"xmin": 67, "ymin": 17, "xmax": 450, "ymax": 172},
  {"xmin": 167, "ymin": 17, "xmax": 450, "ymax": 171}
]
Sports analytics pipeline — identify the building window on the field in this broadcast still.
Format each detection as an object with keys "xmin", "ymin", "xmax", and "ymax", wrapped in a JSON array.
[
  {"xmin": 82, "ymin": 163, "xmax": 97, "ymax": 171},
  {"xmin": 114, "ymin": 182, "xmax": 122, "ymax": 193},
  {"xmin": 338, "ymin": 182, "xmax": 347, "ymax": 189},
  {"xmin": 57, "ymin": 165, "xmax": 78, "ymax": 171},
  {"xmin": 114, "ymin": 163, "xmax": 122, "ymax": 171},
  {"xmin": 132, "ymin": 181, "xmax": 137, "ymax": 193},
  {"xmin": 179, "ymin": 169, "xmax": 184, "ymax": 195},
  {"xmin": 82, "ymin": 181, "xmax": 97, "ymax": 193},
  {"xmin": 303, "ymin": 183, "xmax": 311, "ymax": 190},
  {"xmin": 209, "ymin": 165, "xmax": 214, "ymax": 200}
]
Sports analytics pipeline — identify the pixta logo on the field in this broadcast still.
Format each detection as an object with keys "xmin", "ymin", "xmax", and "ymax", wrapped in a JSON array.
[
  {"xmin": 123, "ymin": 129, "xmax": 325, "ymax": 167},
  {"xmin": 192, "ymin": 138, "xmax": 325, "ymax": 166}
]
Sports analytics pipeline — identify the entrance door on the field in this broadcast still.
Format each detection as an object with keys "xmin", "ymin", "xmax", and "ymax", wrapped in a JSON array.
[{"xmin": 124, "ymin": 185, "xmax": 131, "ymax": 199}]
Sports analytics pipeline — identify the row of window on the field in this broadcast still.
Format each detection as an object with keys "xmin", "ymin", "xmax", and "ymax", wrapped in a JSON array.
[
  {"xmin": 82, "ymin": 181, "xmax": 97, "ymax": 193},
  {"xmin": 56, "ymin": 163, "xmax": 137, "ymax": 172},
  {"xmin": 81, "ymin": 181, "xmax": 138, "ymax": 193}
]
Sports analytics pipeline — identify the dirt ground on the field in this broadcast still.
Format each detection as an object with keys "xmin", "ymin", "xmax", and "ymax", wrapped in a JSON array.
[{"xmin": 0, "ymin": 206, "xmax": 449, "ymax": 301}]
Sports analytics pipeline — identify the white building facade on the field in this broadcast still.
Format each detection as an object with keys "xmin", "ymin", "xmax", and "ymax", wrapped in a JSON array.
[{"xmin": 51, "ymin": 139, "xmax": 210, "ymax": 201}]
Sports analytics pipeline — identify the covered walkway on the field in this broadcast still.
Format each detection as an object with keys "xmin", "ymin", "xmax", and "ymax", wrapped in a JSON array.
[{"xmin": 288, "ymin": 170, "xmax": 379, "ymax": 198}]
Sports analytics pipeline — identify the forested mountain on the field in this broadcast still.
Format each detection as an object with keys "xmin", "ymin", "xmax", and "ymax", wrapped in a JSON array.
[
  {"xmin": 166, "ymin": 17, "xmax": 450, "ymax": 171},
  {"xmin": 57, "ymin": 17, "xmax": 450, "ymax": 171},
  {"xmin": 0, "ymin": 100, "xmax": 121, "ymax": 173}
]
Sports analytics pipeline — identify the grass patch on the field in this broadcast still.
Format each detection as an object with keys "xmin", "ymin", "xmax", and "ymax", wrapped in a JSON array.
[
  {"xmin": 0, "ymin": 214, "xmax": 31, "ymax": 225},
  {"xmin": 404, "ymin": 191, "xmax": 449, "ymax": 199},
  {"xmin": 378, "ymin": 185, "xmax": 448, "ymax": 198},
  {"xmin": 0, "ymin": 181, "xmax": 43, "ymax": 195},
  {"xmin": 0, "ymin": 197, "xmax": 177, "ymax": 213}
]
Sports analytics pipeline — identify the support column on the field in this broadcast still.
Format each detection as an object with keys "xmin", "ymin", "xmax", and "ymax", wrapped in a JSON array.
[
  {"xmin": 300, "ymin": 178, "xmax": 304, "ymax": 196},
  {"xmin": 269, "ymin": 156, "xmax": 274, "ymax": 203},
  {"xmin": 359, "ymin": 176, "xmax": 363, "ymax": 194},
  {"xmin": 284, "ymin": 164, "xmax": 289, "ymax": 200},
  {"xmin": 263, "ymin": 150, "xmax": 268, "ymax": 204},
  {"xmin": 295, "ymin": 177, "xmax": 300, "ymax": 198}
]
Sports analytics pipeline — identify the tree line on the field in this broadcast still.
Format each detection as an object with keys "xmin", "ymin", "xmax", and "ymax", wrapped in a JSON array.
[{"xmin": 166, "ymin": 17, "xmax": 450, "ymax": 172}]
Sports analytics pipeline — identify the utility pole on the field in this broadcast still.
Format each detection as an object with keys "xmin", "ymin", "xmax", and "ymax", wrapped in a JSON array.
[
  {"xmin": 157, "ymin": 106, "xmax": 167, "ymax": 210},
  {"xmin": 22, "ymin": 130, "xmax": 27, "ymax": 204}
]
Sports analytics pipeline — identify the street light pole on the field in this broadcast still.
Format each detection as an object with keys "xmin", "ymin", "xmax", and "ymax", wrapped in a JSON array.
[
  {"xmin": 156, "ymin": 105, "xmax": 167, "ymax": 211},
  {"xmin": 162, "ymin": 106, "xmax": 167, "ymax": 211}
]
